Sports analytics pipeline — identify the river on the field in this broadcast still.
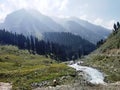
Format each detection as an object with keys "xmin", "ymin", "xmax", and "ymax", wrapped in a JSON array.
[{"xmin": 68, "ymin": 63, "xmax": 106, "ymax": 85}]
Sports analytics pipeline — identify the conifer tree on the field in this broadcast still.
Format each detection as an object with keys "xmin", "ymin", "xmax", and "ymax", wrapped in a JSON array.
[{"xmin": 117, "ymin": 22, "xmax": 120, "ymax": 29}]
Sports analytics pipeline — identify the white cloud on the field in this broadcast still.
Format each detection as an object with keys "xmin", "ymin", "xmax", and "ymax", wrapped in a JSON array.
[
  {"xmin": 79, "ymin": 3, "xmax": 89, "ymax": 10},
  {"xmin": 0, "ymin": 0, "xmax": 68, "ymax": 21},
  {"xmin": 93, "ymin": 18, "xmax": 115, "ymax": 29},
  {"xmin": 0, "ymin": 3, "xmax": 12, "ymax": 22},
  {"xmin": 57, "ymin": 15, "xmax": 70, "ymax": 19},
  {"xmin": 94, "ymin": 18, "xmax": 103, "ymax": 25},
  {"xmin": 59, "ymin": 0, "xmax": 68, "ymax": 11},
  {"xmin": 80, "ymin": 15, "xmax": 88, "ymax": 21},
  {"xmin": 104, "ymin": 20, "xmax": 115, "ymax": 29},
  {"xmin": 0, "ymin": 0, "xmax": 117, "ymax": 30}
]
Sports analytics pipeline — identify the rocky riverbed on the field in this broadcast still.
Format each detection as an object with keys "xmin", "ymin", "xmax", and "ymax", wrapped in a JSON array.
[
  {"xmin": 0, "ymin": 82, "xmax": 12, "ymax": 90},
  {"xmin": 34, "ymin": 82, "xmax": 120, "ymax": 90}
]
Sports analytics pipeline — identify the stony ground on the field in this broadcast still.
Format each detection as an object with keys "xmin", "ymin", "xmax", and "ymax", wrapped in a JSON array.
[
  {"xmin": 0, "ymin": 82, "xmax": 120, "ymax": 90},
  {"xmin": 33, "ymin": 82, "xmax": 120, "ymax": 90},
  {"xmin": 0, "ymin": 82, "xmax": 12, "ymax": 90}
]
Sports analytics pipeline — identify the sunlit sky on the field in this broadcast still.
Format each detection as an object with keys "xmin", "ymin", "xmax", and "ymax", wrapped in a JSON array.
[{"xmin": 0, "ymin": 0, "xmax": 120, "ymax": 29}]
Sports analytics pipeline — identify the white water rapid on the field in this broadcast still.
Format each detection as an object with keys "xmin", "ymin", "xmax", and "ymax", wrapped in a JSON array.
[{"xmin": 68, "ymin": 63, "xmax": 106, "ymax": 85}]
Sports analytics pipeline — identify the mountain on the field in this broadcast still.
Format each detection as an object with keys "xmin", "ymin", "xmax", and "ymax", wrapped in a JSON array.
[
  {"xmin": 52, "ymin": 17, "xmax": 111, "ymax": 44},
  {"xmin": 0, "ymin": 9, "xmax": 66, "ymax": 38},
  {"xmin": 0, "ymin": 9, "xmax": 111, "ymax": 44}
]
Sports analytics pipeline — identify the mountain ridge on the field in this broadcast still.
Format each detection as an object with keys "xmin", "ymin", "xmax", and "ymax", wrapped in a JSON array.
[
  {"xmin": 53, "ymin": 17, "xmax": 111, "ymax": 44},
  {"xmin": 0, "ymin": 9, "xmax": 111, "ymax": 44}
]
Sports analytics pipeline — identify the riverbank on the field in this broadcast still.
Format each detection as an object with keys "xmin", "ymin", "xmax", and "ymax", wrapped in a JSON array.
[
  {"xmin": 34, "ymin": 82, "xmax": 120, "ymax": 90},
  {"xmin": 1, "ymin": 81, "xmax": 120, "ymax": 90}
]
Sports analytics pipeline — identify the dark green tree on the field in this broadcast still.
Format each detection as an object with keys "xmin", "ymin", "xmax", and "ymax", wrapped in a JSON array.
[
  {"xmin": 114, "ymin": 23, "xmax": 117, "ymax": 31},
  {"xmin": 117, "ymin": 22, "xmax": 120, "ymax": 30}
]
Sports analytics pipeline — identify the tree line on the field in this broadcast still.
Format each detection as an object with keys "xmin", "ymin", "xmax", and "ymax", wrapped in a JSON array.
[
  {"xmin": 0, "ymin": 29, "xmax": 95, "ymax": 61},
  {"xmin": 97, "ymin": 21, "xmax": 120, "ymax": 48},
  {"xmin": 44, "ymin": 32, "xmax": 96, "ymax": 55},
  {"xmin": 113, "ymin": 22, "xmax": 120, "ymax": 33}
]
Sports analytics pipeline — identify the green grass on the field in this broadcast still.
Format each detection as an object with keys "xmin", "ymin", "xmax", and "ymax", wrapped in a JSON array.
[
  {"xmin": 96, "ymin": 28, "xmax": 120, "ymax": 53},
  {"xmin": 84, "ymin": 54, "xmax": 120, "ymax": 83},
  {"xmin": 0, "ymin": 45, "xmax": 75, "ymax": 90},
  {"xmin": 84, "ymin": 29, "xmax": 120, "ymax": 83}
]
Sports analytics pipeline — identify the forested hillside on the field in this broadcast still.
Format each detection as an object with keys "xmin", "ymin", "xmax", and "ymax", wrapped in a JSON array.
[
  {"xmin": 0, "ymin": 9, "xmax": 110, "ymax": 44},
  {"xmin": 0, "ymin": 29, "xmax": 95, "ymax": 61},
  {"xmin": 44, "ymin": 32, "xmax": 95, "ymax": 54},
  {"xmin": 96, "ymin": 22, "xmax": 120, "ymax": 53}
]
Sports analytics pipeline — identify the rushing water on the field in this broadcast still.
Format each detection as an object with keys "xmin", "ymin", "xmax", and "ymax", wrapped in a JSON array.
[{"xmin": 68, "ymin": 63, "xmax": 105, "ymax": 85}]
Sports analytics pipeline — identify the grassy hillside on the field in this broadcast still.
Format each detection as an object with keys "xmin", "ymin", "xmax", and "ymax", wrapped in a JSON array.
[
  {"xmin": 96, "ymin": 28, "xmax": 120, "ymax": 53},
  {"xmin": 84, "ymin": 28, "xmax": 120, "ymax": 83},
  {"xmin": 0, "ymin": 45, "xmax": 75, "ymax": 90}
]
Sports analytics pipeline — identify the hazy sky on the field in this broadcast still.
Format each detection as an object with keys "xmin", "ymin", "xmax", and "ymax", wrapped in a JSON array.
[{"xmin": 0, "ymin": 0, "xmax": 119, "ymax": 29}]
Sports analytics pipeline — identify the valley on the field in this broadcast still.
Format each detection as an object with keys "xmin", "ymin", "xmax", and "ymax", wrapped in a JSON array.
[{"xmin": 0, "ymin": 6, "xmax": 119, "ymax": 90}]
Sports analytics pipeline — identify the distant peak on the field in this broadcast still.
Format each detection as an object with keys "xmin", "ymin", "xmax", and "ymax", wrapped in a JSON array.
[
  {"xmin": 11, "ymin": 8, "xmax": 42, "ymax": 15},
  {"xmin": 16, "ymin": 8, "xmax": 28, "ymax": 12}
]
